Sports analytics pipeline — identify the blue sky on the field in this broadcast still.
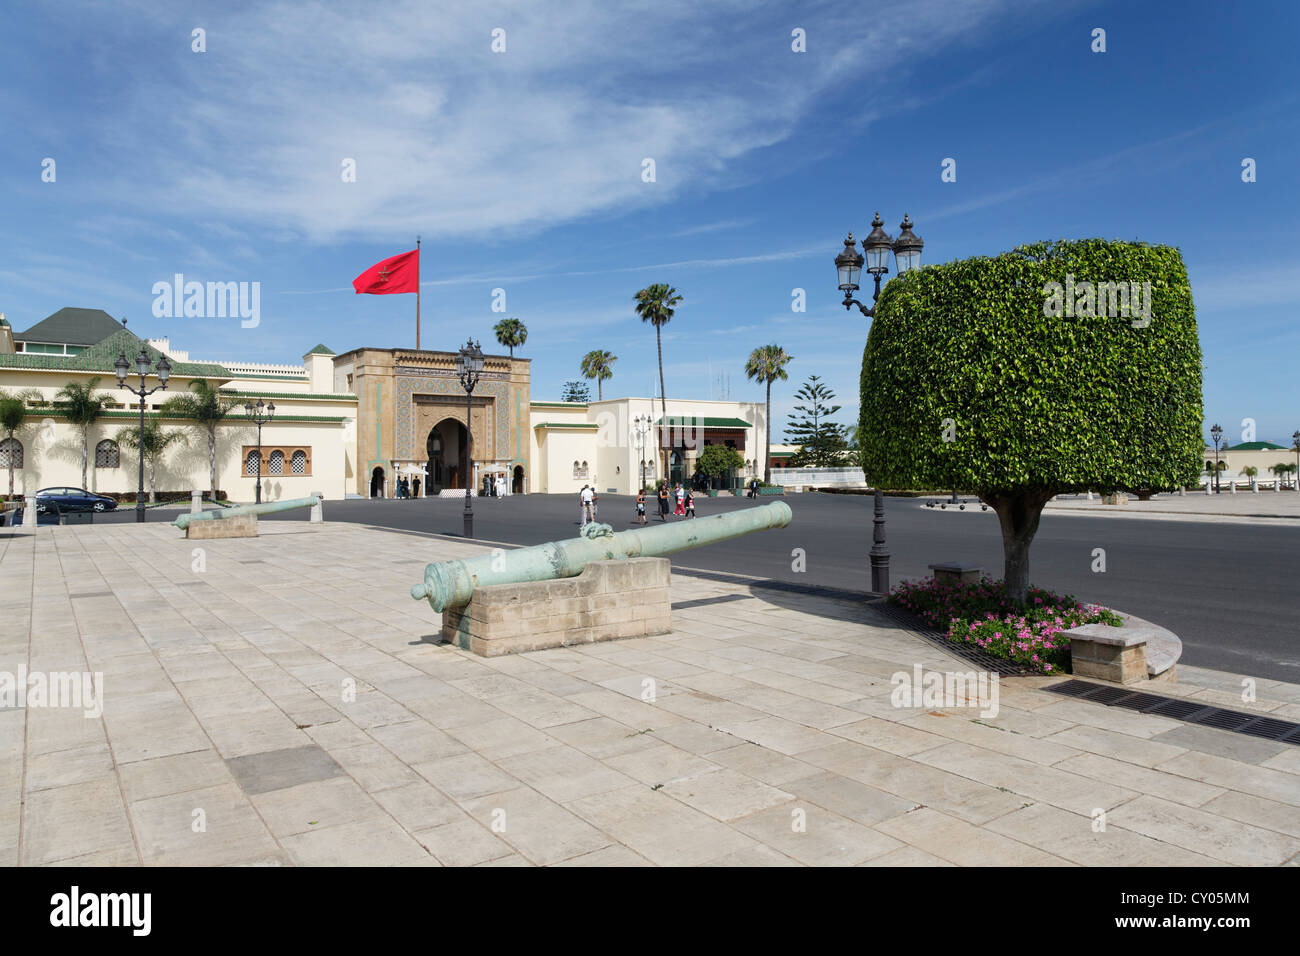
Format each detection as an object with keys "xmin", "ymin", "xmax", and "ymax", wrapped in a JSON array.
[{"xmin": 2, "ymin": 0, "xmax": 1297, "ymax": 446}]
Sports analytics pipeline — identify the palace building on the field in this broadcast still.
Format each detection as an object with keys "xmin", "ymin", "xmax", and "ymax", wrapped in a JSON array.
[{"xmin": 0, "ymin": 307, "xmax": 768, "ymax": 501}]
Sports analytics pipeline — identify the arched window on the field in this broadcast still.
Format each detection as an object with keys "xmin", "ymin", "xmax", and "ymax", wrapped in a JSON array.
[
  {"xmin": 95, "ymin": 439, "xmax": 119, "ymax": 468},
  {"xmin": 291, "ymin": 450, "xmax": 306, "ymax": 475},
  {"xmin": 0, "ymin": 437, "xmax": 22, "ymax": 469},
  {"xmin": 268, "ymin": 450, "xmax": 284, "ymax": 475},
  {"xmin": 245, "ymin": 450, "xmax": 260, "ymax": 476},
  {"xmin": 572, "ymin": 460, "xmax": 580, "ymax": 478},
  {"xmin": 581, "ymin": 460, "xmax": 589, "ymax": 478}
]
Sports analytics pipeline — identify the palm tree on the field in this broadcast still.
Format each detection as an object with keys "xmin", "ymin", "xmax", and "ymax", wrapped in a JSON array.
[
  {"xmin": 116, "ymin": 419, "xmax": 188, "ymax": 503},
  {"xmin": 493, "ymin": 318, "xmax": 528, "ymax": 357},
  {"xmin": 55, "ymin": 377, "xmax": 108, "ymax": 491},
  {"xmin": 1242, "ymin": 466, "xmax": 1258, "ymax": 483},
  {"xmin": 0, "ymin": 389, "xmax": 38, "ymax": 500},
  {"xmin": 162, "ymin": 380, "xmax": 237, "ymax": 497},
  {"xmin": 744, "ymin": 345, "xmax": 793, "ymax": 484},
  {"xmin": 1270, "ymin": 462, "xmax": 1294, "ymax": 489},
  {"xmin": 634, "ymin": 283, "xmax": 682, "ymax": 424},
  {"xmin": 580, "ymin": 350, "xmax": 617, "ymax": 401}
]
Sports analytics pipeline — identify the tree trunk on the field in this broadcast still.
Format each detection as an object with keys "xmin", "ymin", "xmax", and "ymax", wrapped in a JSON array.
[
  {"xmin": 988, "ymin": 490, "xmax": 1052, "ymax": 604},
  {"xmin": 148, "ymin": 455, "xmax": 157, "ymax": 503},
  {"xmin": 6, "ymin": 430, "xmax": 13, "ymax": 498},
  {"xmin": 764, "ymin": 380, "xmax": 772, "ymax": 484},
  {"xmin": 656, "ymin": 325, "xmax": 667, "ymax": 477},
  {"xmin": 208, "ymin": 427, "xmax": 217, "ymax": 497},
  {"xmin": 81, "ymin": 427, "xmax": 89, "ymax": 490}
]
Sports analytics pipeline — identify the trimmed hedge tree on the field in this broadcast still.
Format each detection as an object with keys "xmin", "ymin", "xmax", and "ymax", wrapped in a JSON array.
[{"xmin": 860, "ymin": 239, "xmax": 1203, "ymax": 602}]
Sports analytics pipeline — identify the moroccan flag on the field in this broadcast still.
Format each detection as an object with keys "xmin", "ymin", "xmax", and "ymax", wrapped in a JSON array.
[{"xmin": 353, "ymin": 249, "xmax": 419, "ymax": 294}]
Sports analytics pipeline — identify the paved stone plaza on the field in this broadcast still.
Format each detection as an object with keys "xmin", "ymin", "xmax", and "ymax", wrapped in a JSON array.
[{"xmin": 2, "ymin": 521, "xmax": 1298, "ymax": 866}]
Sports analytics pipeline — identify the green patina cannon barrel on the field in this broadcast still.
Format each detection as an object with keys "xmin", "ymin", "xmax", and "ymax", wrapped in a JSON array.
[
  {"xmin": 411, "ymin": 500, "xmax": 793, "ymax": 612},
  {"xmin": 173, "ymin": 494, "xmax": 322, "ymax": 530}
]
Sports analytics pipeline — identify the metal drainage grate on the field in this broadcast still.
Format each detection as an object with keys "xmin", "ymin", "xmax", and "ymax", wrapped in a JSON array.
[
  {"xmin": 1044, "ymin": 679, "xmax": 1300, "ymax": 745},
  {"xmin": 866, "ymin": 600, "xmax": 1029, "ymax": 677}
]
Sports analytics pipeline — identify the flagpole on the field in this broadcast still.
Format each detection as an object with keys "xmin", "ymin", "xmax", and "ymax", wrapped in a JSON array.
[{"xmin": 416, "ymin": 235, "xmax": 421, "ymax": 350}]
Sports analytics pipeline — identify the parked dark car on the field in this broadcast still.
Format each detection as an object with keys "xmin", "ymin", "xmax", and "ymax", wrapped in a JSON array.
[
  {"xmin": 34, "ymin": 487, "xmax": 117, "ymax": 513},
  {"xmin": 5, "ymin": 500, "xmax": 63, "ymax": 526}
]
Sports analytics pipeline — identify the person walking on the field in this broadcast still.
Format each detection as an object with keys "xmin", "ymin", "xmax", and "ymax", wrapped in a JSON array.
[
  {"xmin": 636, "ymin": 487, "xmax": 647, "ymax": 525},
  {"xmin": 685, "ymin": 486, "xmax": 695, "ymax": 519},
  {"xmin": 657, "ymin": 482, "xmax": 670, "ymax": 521},
  {"xmin": 674, "ymin": 482, "xmax": 685, "ymax": 516},
  {"xmin": 580, "ymin": 483, "xmax": 595, "ymax": 526},
  {"xmin": 591, "ymin": 486, "xmax": 599, "ymax": 522}
]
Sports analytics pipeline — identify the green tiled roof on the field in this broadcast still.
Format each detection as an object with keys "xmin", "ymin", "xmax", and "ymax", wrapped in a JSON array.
[
  {"xmin": 0, "ymin": 329, "xmax": 231, "ymax": 379},
  {"xmin": 531, "ymin": 401, "xmax": 587, "ymax": 408},
  {"xmin": 655, "ymin": 416, "xmax": 752, "ymax": 429},
  {"xmin": 305, "ymin": 344, "xmax": 335, "ymax": 355},
  {"xmin": 219, "ymin": 390, "xmax": 357, "ymax": 402},
  {"xmin": 1220, "ymin": 441, "xmax": 1287, "ymax": 451},
  {"xmin": 22, "ymin": 409, "xmax": 349, "ymax": 424},
  {"xmin": 533, "ymin": 422, "xmax": 599, "ymax": 429},
  {"xmin": 13, "ymin": 308, "xmax": 124, "ymax": 345}
]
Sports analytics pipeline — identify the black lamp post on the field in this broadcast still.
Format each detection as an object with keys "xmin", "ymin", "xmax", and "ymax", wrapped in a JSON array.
[
  {"xmin": 834, "ymin": 213, "xmax": 924, "ymax": 594},
  {"xmin": 456, "ymin": 339, "xmax": 484, "ymax": 538},
  {"xmin": 1210, "ymin": 423, "xmax": 1223, "ymax": 494},
  {"xmin": 114, "ymin": 345, "xmax": 172, "ymax": 523},
  {"xmin": 243, "ymin": 398, "xmax": 276, "ymax": 503}
]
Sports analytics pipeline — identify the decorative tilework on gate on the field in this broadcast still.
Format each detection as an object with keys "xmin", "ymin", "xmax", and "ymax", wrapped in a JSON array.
[{"xmin": 394, "ymin": 372, "xmax": 512, "ymax": 460}]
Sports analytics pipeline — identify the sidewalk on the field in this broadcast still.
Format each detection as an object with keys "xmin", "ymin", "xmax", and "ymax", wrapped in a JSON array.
[
  {"xmin": 1041, "ymin": 490, "xmax": 1300, "ymax": 526},
  {"xmin": 1, "ymin": 521, "xmax": 1297, "ymax": 866}
]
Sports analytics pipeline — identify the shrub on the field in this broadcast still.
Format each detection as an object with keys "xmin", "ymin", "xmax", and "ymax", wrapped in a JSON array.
[{"xmin": 889, "ymin": 575, "xmax": 1122, "ymax": 674}]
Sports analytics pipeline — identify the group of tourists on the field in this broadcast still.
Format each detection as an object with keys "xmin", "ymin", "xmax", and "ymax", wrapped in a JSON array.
[
  {"xmin": 634, "ymin": 482, "xmax": 695, "ymax": 523},
  {"xmin": 481, "ymin": 473, "xmax": 509, "ymax": 497},
  {"xmin": 579, "ymin": 484, "xmax": 600, "ymax": 526},
  {"xmin": 394, "ymin": 477, "xmax": 421, "ymax": 498}
]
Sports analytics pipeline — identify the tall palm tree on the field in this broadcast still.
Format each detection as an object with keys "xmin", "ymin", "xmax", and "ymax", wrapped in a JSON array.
[
  {"xmin": 744, "ymin": 345, "xmax": 793, "ymax": 484},
  {"xmin": 0, "ymin": 389, "xmax": 38, "ymax": 499},
  {"xmin": 634, "ymin": 283, "xmax": 682, "ymax": 424},
  {"xmin": 580, "ymin": 350, "xmax": 617, "ymax": 401},
  {"xmin": 116, "ymin": 419, "xmax": 188, "ymax": 503},
  {"xmin": 493, "ymin": 318, "xmax": 528, "ymax": 357},
  {"xmin": 162, "ymin": 380, "xmax": 237, "ymax": 497},
  {"xmin": 55, "ymin": 377, "xmax": 107, "ymax": 490}
]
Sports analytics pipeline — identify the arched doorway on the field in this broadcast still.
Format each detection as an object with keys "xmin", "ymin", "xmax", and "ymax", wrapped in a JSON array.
[
  {"xmin": 427, "ymin": 418, "xmax": 468, "ymax": 493},
  {"xmin": 370, "ymin": 466, "xmax": 386, "ymax": 498},
  {"xmin": 512, "ymin": 465, "xmax": 524, "ymax": 494}
]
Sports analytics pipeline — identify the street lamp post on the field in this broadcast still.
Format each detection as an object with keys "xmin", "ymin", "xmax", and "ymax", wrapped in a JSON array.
[
  {"xmin": 243, "ymin": 398, "xmax": 276, "ymax": 503},
  {"xmin": 456, "ymin": 339, "xmax": 484, "ymax": 538},
  {"xmin": 114, "ymin": 346, "xmax": 172, "ymax": 523},
  {"xmin": 1210, "ymin": 423, "xmax": 1223, "ymax": 494},
  {"xmin": 632, "ymin": 414, "xmax": 651, "ymax": 492},
  {"xmin": 833, "ymin": 212, "xmax": 924, "ymax": 595}
]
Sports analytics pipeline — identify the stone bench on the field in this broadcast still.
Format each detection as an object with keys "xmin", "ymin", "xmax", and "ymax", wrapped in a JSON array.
[
  {"xmin": 1064, "ymin": 611, "xmax": 1181, "ymax": 685},
  {"xmin": 928, "ymin": 562, "xmax": 982, "ymax": 586},
  {"xmin": 441, "ymin": 558, "xmax": 671, "ymax": 657}
]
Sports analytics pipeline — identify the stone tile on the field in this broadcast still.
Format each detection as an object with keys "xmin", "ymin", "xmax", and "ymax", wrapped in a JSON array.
[
  {"xmin": 781, "ymin": 771, "xmax": 918, "ymax": 826},
  {"xmin": 463, "ymin": 787, "xmax": 611, "ymax": 865},
  {"xmin": 443, "ymin": 715, "xmax": 556, "ymax": 761},
  {"xmin": 649, "ymin": 721, "xmax": 741, "ymax": 755},
  {"xmin": 1149, "ymin": 724, "xmax": 1289, "ymax": 765},
  {"xmin": 874, "ymin": 807, "xmax": 1069, "ymax": 866},
  {"xmin": 717, "ymin": 716, "xmax": 829, "ymax": 756},
  {"xmin": 701, "ymin": 844, "xmax": 802, "ymax": 866},
  {"xmin": 281, "ymin": 817, "xmax": 434, "ymax": 866},
  {"xmin": 413, "ymin": 818, "xmax": 515, "ymax": 866},
  {"xmin": 1153, "ymin": 750, "xmax": 1300, "ymax": 807},
  {"xmin": 251, "ymin": 777, "xmax": 387, "ymax": 836},
  {"xmin": 118, "ymin": 749, "xmax": 235, "ymax": 803},
  {"xmin": 708, "ymin": 743, "xmax": 821, "ymax": 786},
  {"xmin": 660, "ymin": 769, "xmax": 795, "ymax": 822},
  {"xmin": 1111, "ymin": 795, "xmax": 1300, "ymax": 866},
  {"xmin": 730, "ymin": 803, "xmax": 903, "ymax": 866},
  {"xmin": 984, "ymin": 802, "xmax": 1225, "ymax": 867},
  {"xmin": 411, "ymin": 752, "xmax": 519, "ymax": 802},
  {"xmin": 827, "ymin": 716, "xmax": 952, "ymax": 757},
  {"xmin": 371, "ymin": 782, "xmax": 466, "ymax": 833},
  {"xmin": 497, "ymin": 745, "xmax": 633, "ymax": 804},
  {"xmin": 130, "ymin": 783, "xmax": 282, "ymax": 865},
  {"xmin": 226, "ymin": 744, "xmax": 345, "ymax": 796},
  {"xmin": 1054, "ymin": 752, "xmax": 1226, "ymax": 808},
  {"xmin": 22, "ymin": 777, "xmax": 134, "ymax": 866},
  {"xmin": 551, "ymin": 844, "xmax": 654, "ymax": 866},
  {"xmin": 567, "ymin": 785, "xmax": 758, "ymax": 866},
  {"xmin": 605, "ymin": 743, "xmax": 719, "ymax": 786},
  {"xmin": 24, "ymin": 743, "xmax": 115, "ymax": 792},
  {"xmin": 327, "ymin": 742, "xmax": 423, "ymax": 792},
  {"xmin": 543, "ymin": 717, "xmax": 664, "ymax": 760},
  {"xmin": 1043, "ymin": 724, "xmax": 1189, "ymax": 768},
  {"xmin": 1200, "ymin": 790, "xmax": 1300, "ymax": 838},
  {"xmin": 900, "ymin": 712, "xmax": 1079, "ymax": 765},
  {"xmin": 366, "ymin": 719, "xmax": 468, "ymax": 765},
  {"xmin": 858, "ymin": 845, "xmax": 955, "ymax": 866}
]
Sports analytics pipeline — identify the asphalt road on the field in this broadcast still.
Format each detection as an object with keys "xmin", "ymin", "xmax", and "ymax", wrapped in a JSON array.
[{"xmin": 88, "ymin": 492, "xmax": 1300, "ymax": 682}]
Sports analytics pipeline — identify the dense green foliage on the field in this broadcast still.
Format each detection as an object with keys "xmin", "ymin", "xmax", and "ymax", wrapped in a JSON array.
[
  {"xmin": 860, "ymin": 239, "xmax": 1203, "ymax": 495},
  {"xmin": 695, "ymin": 443, "xmax": 744, "ymax": 478}
]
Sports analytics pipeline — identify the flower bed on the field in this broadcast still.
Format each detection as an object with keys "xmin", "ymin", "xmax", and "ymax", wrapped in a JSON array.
[{"xmin": 888, "ymin": 576, "xmax": 1122, "ymax": 674}]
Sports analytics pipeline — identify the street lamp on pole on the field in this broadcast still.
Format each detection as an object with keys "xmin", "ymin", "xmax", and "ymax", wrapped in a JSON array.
[
  {"xmin": 1211, "ymin": 423, "xmax": 1223, "ymax": 494},
  {"xmin": 833, "ymin": 213, "xmax": 924, "ymax": 595},
  {"xmin": 114, "ymin": 344, "xmax": 171, "ymax": 523},
  {"xmin": 456, "ymin": 339, "xmax": 484, "ymax": 538},
  {"xmin": 1292, "ymin": 430, "xmax": 1299, "ymax": 492},
  {"xmin": 243, "ymin": 398, "xmax": 275, "ymax": 503}
]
